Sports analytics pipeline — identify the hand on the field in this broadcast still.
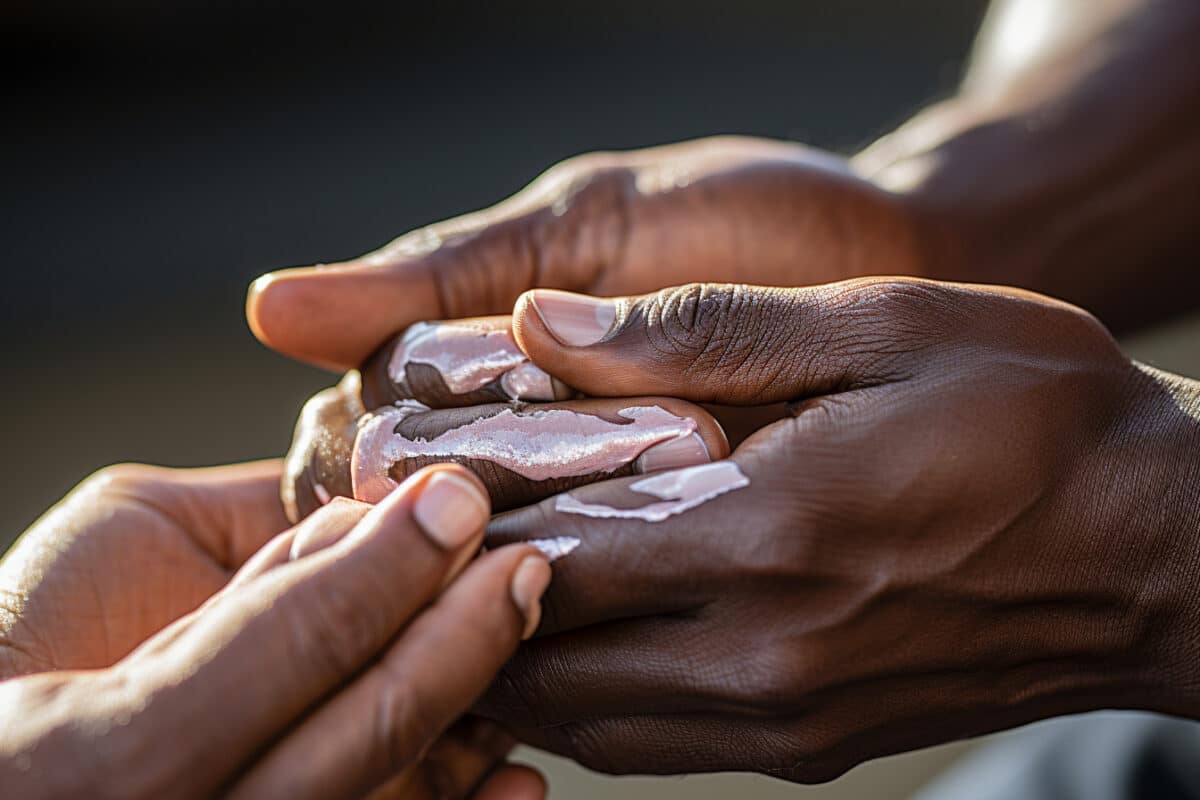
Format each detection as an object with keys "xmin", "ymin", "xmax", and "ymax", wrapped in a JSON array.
[
  {"xmin": 477, "ymin": 281, "xmax": 1200, "ymax": 782},
  {"xmin": 247, "ymin": 136, "xmax": 935, "ymax": 371},
  {"xmin": 1, "ymin": 462, "xmax": 550, "ymax": 799}
]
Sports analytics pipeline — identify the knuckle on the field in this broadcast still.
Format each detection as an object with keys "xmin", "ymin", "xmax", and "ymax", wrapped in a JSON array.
[
  {"xmin": 716, "ymin": 641, "xmax": 807, "ymax": 711},
  {"xmin": 847, "ymin": 277, "xmax": 952, "ymax": 317},
  {"xmin": 528, "ymin": 163, "xmax": 636, "ymax": 287},
  {"xmin": 639, "ymin": 284, "xmax": 778, "ymax": 381},
  {"xmin": 842, "ymin": 278, "xmax": 956, "ymax": 340},
  {"xmin": 815, "ymin": 279, "xmax": 954, "ymax": 378},
  {"xmin": 83, "ymin": 463, "xmax": 165, "ymax": 497}
]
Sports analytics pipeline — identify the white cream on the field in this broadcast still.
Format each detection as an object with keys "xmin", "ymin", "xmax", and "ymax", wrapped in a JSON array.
[
  {"xmin": 525, "ymin": 536, "xmax": 582, "ymax": 561},
  {"xmin": 388, "ymin": 320, "xmax": 556, "ymax": 400},
  {"xmin": 555, "ymin": 461, "xmax": 749, "ymax": 522},
  {"xmin": 351, "ymin": 405, "xmax": 699, "ymax": 503}
]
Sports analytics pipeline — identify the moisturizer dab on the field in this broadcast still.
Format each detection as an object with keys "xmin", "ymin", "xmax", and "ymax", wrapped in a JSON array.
[
  {"xmin": 556, "ymin": 461, "xmax": 749, "ymax": 523},
  {"xmin": 390, "ymin": 321, "xmax": 558, "ymax": 400},
  {"xmin": 351, "ymin": 405, "xmax": 701, "ymax": 503},
  {"xmin": 525, "ymin": 536, "xmax": 582, "ymax": 561}
]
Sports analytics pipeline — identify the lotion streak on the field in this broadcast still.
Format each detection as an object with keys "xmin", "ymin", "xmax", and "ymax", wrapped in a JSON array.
[
  {"xmin": 556, "ymin": 461, "xmax": 750, "ymax": 522},
  {"xmin": 352, "ymin": 405, "xmax": 699, "ymax": 503}
]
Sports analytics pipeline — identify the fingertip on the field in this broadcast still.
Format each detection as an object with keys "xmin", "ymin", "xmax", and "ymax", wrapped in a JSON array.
[
  {"xmin": 472, "ymin": 764, "xmax": 547, "ymax": 800},
  {"xmin": 248, "ymin": 261, "xmax": 434, "ymax": 371},
  {"xmin": 510, "ymin": 554, "xmax": 552, "ymax": 640},
  {"xmin": 509, "ymin": 290, "xmax": 542, "ymax": 351},
  {"xmin": 246, "ymin": 267, "xmax": 347, "ymax": 370},
  {"xmin": 404, "ymin": 465, "xmax": 492, "ymax": 589}
]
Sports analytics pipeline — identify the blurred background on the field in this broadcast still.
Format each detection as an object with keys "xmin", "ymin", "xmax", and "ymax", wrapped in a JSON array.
[{"xmin": 4, "ymin": 1, "xmax": 1199, "ymax": 797}]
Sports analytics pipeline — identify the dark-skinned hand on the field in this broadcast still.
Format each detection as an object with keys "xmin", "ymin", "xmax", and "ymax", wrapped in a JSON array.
[
  {"xmin": 470, "ymin": 280, "xmax": 1200, "ymax": 782},
  {"xmin": 247, "ymin": 136, "xmax": 930, "ymax": 372}
]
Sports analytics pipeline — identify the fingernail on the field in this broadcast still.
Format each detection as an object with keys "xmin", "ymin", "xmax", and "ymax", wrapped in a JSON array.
[
  {"xmin": 530, "ymin": 289, "xmax": 616, "ymax": 347},
  {"xmin": 636, "ymin": 433, "xmax": 711, "ymax": 474},
  {"xmin": 413, "ymin": 471, "xmax": 491, "ymax": 551},
  {"xmin": 510, "ymin": 555, "xmax": 552, "ymax": 640}
]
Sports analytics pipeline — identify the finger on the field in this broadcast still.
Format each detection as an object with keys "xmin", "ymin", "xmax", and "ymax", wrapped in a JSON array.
[
  {"xmin": 505, "ymin": 714, "xmax": 817, "ymax": 780},
  {"xmin": 246, "ymin": 136, "xmax": 861, "ymax": 371},
  {"xmin": 476, "ymin": 616, "xmax": 746, "ymax": 727},
  {"xmin": 484, "ymin": 447, "xmax": 766, "ymax": 635},
  {"xmin": 286, "ymin": 393, "xmax": 729, "ymax": 520},
  {"xmin": 245, "ymin": 155, "xmax": 625, "ymax": 371},
  {"xmin": 227, "ymin": 545, "xmax": 551, "ymax": 800},
  {"xmin": 355, "ymin": 396, "xmax": 728, "ymax": 510},
  {"xmin": 471, "ymin": 765, "xmax": 546, "ymax": 800},
  {"xmin": 226, "ymin": 497, "xmax": 372, "ymax": 590},
  {"xmin": 362, "ymin": 718, "xmax": 514, "ymax": 800},
  {"xmin": 359, "ymin": 316, "xmax": 573, "ymax": 410},
  {"xmin": 511, "ymin": 279, "xmax": 956, "ymax": 404},
  {"xmin": 118, "ymin": 464, "xmax": 493, "ymax": 793}
]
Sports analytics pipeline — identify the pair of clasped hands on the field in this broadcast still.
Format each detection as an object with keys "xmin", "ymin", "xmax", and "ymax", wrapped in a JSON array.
[{"xmin": 3, "ymin": 137, "xmax": 1200, "ymax": 798}]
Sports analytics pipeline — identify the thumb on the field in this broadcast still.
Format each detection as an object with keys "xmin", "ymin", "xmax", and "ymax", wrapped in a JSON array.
[
  {"xmin": 511, "ymin": 280, "xmax": 943, "ymax": 404},
  {"xmin": 246, "ymin": 159, "xmax": 631, "ymax": 371}
]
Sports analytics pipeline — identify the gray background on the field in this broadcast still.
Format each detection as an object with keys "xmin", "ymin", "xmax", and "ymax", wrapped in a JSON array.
[{"xmin": 5, "ymin": 2, "xmax": 1199, "ymax": 797}]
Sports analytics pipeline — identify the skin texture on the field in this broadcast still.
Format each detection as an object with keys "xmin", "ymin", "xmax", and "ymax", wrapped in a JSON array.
[
  {"xmin": 247, "ymin": 136, "xmax": 924, "ymax": 372},
  {"xmin": 242, "ymin": 0, "xmax": 1200, "ymax": 782},
  {"xmin": 284, "ymin": 373, "xmax": 365, "ymax": 523},
  {"xmin": 857, "ymin": 0, "xmax": 1200, "ymax": 333},
  {"xmin": 247, "ymin": 1, "xmax": 1200, "ymax": 374},
  {"xmin": 475, "ymin": 281, "xmax": 1200, "ymax": 780},
  {"xmin": 0, "ymin": 462, "xmax": 549, "ymax": 800}
]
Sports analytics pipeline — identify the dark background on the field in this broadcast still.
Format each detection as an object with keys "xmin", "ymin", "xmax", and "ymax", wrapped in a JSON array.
[{"xmin": 1, "ymin": 1, "xmax": 991, "ymax": 549}]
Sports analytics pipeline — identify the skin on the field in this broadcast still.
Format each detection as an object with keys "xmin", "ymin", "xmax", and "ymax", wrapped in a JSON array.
[
  {"xmin": 242, "ymin": 0, "xmax": 1200, "ymax": 782},
  {"xmin": 0, "ymin": 462, "xmax": 549, "ymax": 799},
  {"xmin": 480, "ymin": 280, "xmax": 1200, "ymax": 780},
  {"xmin": 360, "ymin": 316, "xmax": 573, "ymax": 409},
  {"xmin": 285, "ymin": 324, "xmax": 728, "ymax": 522},
  {"xmin": 247, "ymin": 0, "xmax": 1200, "ymax": 373}
]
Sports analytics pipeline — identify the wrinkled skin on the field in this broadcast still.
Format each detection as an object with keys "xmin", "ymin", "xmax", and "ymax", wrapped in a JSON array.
[
  {"xmin": 469, "ymin": 280, "xmax": 1200, "ymax": 781},
  {"xmin": 247, "ymin": 0, "xmax": 1200, "ymax": 780},
  {"xmin": 0, "ymin": 462, "xmax": 548, "ymax": 800}
]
